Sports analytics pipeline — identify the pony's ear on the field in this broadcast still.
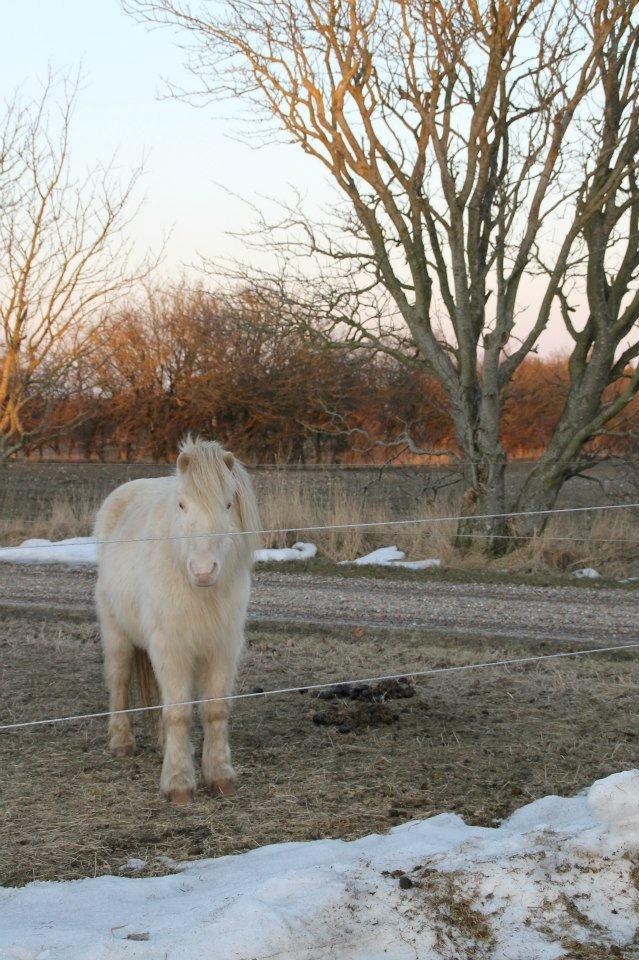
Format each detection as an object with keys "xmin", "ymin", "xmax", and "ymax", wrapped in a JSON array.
[
  {"xmin": 223, "ymin": 451, "xmax": 235, "ymax": 471},
  {"xmin": 177, "ymin": 450, "xmax": 191, "ymax": 474}
]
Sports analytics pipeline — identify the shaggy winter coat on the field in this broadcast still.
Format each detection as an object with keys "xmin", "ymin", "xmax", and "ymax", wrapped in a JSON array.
[{"xmin": 94, "ymin": 438, "xmax": 260, "ymax": 803}]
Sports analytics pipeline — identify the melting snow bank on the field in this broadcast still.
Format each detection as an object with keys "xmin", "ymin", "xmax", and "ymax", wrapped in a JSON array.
[
  {"xmin": 3, "ymin": 772, "xmax": 639, "ymax": 960},
  {"xmin": 341, "ymin": 545, "xmax": 441, "ymax": 569},
  {"xmin": 0, "ymin": 538, "xmax": 318, "ymax": 566}
]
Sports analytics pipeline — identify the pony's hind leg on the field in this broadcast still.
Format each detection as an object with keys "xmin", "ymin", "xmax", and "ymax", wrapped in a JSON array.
[
  {"xmin": 199, "ymin": 649, "xmax": 239, "ymax": 797},
  {"xmin": 99, "ymin": 603, "xmax": 135, "ymax": 757}
]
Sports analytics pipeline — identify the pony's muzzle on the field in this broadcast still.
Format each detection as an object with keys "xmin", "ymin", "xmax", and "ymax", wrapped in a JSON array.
[{"xmin": 188, "ymin": 559, "xmax": 221, "ymax": 587}]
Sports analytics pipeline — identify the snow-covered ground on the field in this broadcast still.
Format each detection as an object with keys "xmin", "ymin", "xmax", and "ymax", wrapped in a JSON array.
[
  {"xmin": 2, "ymin": 771, "xmax": 639, "ymax": 960},
  {"xmin": 0, "ymin": 538, "xmax": 439, "ymax": 570}
]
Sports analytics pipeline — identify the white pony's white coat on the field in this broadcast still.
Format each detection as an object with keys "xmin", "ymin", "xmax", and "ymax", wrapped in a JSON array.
[{"xmin": 94, "ymin": 438, "xmax": 260, "ymax": 803}]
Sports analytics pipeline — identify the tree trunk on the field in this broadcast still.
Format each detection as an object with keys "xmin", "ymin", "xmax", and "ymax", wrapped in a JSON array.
[
  {"xmin": 513, "ymin": 343, "xmax": 619, "ymax": 537},
  {"xmin": 453, "ymin": 376, "xmax": 510, "ymax": 555},
  {"xmin": 514, "ymin": 459, "xmax": 568, "ymax": 537},
  {"xmin": 454, "ymin": 447, "xmax": 511, "ymax": 554},
  {"xmin": 452, "ymin": 388, "xmax": 511, "ymax": 554}
]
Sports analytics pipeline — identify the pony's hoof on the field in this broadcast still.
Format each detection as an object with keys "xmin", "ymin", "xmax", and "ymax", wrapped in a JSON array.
[
  {"xmin": 166, "ymin": 787, "xmax": 195, "ymax": 805},
  {"xmin": 209, "ymin": 777, "xmax": 236, "ymax": 798},
  {"xmin": 110, "ymin": 742, "xmax": 134, "ymax": 758}
]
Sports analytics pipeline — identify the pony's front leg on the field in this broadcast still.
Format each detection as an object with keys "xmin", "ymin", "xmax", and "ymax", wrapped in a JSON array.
[
  {"xmin": 199, "ymin": 651, "xmax": 239, "ymax": 797},
  {"xmin": 151, "ymin": 646, "xmax": 196, "ymax": 804}
]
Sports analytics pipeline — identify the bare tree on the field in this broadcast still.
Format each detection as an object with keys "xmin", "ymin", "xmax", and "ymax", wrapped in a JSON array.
[
  {"xmin": 0, "ymin": 74, "xmax": 148, "ymax": 459},
  {"xmin": 130, "ymin": 0, "xmax": 639, "ymax": 548}
]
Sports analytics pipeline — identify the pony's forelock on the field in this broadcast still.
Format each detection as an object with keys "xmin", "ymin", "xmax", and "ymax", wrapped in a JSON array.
[
  {"xmin": 177, "ymin": 436, "xmax": 230, "ymax": 500},
  {"xmin": 176, "ymin": 437, "xmax": 261, "ymax": 560}
]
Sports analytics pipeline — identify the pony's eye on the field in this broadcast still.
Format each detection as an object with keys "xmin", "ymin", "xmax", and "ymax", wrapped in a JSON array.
[
  {"xmin": 226, "ymin": 501, "xmax": 232, "ymax": 511},
  {"xmin": 178, "ymin": 501, "xmax": 186, "ymax": 511}
]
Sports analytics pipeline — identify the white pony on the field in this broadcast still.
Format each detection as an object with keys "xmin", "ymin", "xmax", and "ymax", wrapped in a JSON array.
[{"xmin": 94, "ymin": 437, "xmax": 260, "ymax": 803}]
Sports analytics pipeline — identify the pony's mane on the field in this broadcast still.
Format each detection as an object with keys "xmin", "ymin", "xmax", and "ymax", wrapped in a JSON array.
[{"xmin": 177, "ymin": 436, "xmax": 261, "ymax": 559}]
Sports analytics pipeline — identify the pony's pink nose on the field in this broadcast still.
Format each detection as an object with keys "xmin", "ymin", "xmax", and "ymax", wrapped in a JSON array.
[{"xmin": 188, "ymin": 559, "xmax": 220, "ymax": 586}]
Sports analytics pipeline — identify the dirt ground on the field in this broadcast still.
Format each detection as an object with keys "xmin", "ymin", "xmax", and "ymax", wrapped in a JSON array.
[{"xmin": 1, "ymin": 612, "xmax": 638, "ymax": 888}]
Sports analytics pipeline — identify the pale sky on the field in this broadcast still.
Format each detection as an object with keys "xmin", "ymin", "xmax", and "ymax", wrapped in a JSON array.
[
  {"xmin": 1, "ymin": 0, "xmax": 329, "ymax": 271},
  {"xmin": 2, "ymin": 0, "xmax": 574, "ymax": 353}
]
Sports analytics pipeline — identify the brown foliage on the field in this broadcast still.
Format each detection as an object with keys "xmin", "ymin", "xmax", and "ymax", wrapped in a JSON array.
[{"xmin": 19, "ymin": 286, "xmax": 639, "ymax": 464}]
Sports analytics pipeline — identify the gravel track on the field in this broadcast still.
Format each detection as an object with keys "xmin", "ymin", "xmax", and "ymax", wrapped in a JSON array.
[{"xmin": 0, "ymin": 562, "xmax": 636, "ymax": 647}]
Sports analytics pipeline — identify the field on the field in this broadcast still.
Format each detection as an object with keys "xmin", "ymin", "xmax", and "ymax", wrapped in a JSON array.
[
  {"xmin": 2, "ymin": 610, "xmax": 638, "ymax": 888},
  {"xmin": 1, "ymin": 458, "xmax": 639, "ymax": 578},
  {"xmin": 1, "ymin": 459, "xmax": 638, "ymax": 899}
]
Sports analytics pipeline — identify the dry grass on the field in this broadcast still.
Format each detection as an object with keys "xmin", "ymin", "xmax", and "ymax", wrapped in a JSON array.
[
  {"xmin": 222, "ymin": 474, "xmax": 639, "ymax": 577},
  {"xmin": 452, "ymin": 508, "xmax": 639, "ymax": 580},
  {"xmin": 1, "ymin": 465, "xmax": 638, "ymax": 578},
  {"xmin": 0, "ymin": 492, "xmax": 100, "ymax": 545},
  {"xmin": 1, "ymin": 613, "xmax": 639, "ymax": 887}
]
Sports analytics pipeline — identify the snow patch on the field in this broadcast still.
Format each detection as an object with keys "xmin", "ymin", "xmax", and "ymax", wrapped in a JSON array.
[
  {"xmin": 253, "ymin": 541, "xmax": 317, "ymax": 563},
  {"xmin": 341, "ymin": 545, "xmax": 441, "ymax": 569},
  {"xmin": 0, "ymin": 537, "xmax": 97, "ymax": 565},
  {"xmin": 573, "ymin": 567, "xmax": 601, "ymax": 579},
  {"xmin": 2, "ymin": 771, "xmax": 639, "ymax": 960}
]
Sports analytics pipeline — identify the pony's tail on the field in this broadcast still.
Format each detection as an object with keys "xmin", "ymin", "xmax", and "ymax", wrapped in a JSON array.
[{"xmin": 133, "ymin": 648, "xmax": 160, "ymax": 709}]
